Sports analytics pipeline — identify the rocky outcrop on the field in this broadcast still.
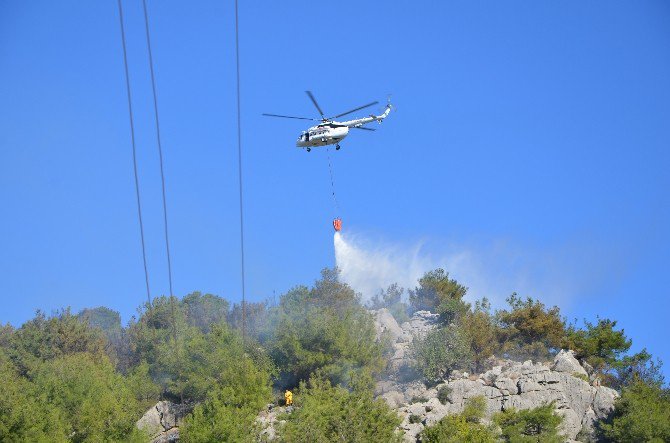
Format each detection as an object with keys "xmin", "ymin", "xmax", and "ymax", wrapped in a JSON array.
[
  {"xmin": 374, "ymin": 309, "xmax": 440, "ymax": 383},
  {"xmin": 373, "ymin": 310, "xmax": 617, "ymax": 442},
  {"xmin": 136, "ymin": 401, "xmax": 191, "ymax": 443},
  {"xmin": 257, "ymin": 404, "xmax": 292, "ymax": 440},
  {"xmin": 552, "ymin": 349, "xmax": 588, "ymax": 377},
  {"xmin": 374, "ymin": 308, "xmax": 405, "ymax": 343},
  {"xmin": 389, "ymin": 357, "xmax": 617, "ymax": 442}
]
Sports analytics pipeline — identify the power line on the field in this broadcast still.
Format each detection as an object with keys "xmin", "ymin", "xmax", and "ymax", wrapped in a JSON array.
[
  {"xmin": 141, "ymin": 0, "xmax": 177, "ymax": 343},
  {"xmin": 117, "ymin": 0, "xmax": 151, "ymax": 307},
  {"xmin": 234, "ymin": 0, "xmax": 247, "ymax": 342}
]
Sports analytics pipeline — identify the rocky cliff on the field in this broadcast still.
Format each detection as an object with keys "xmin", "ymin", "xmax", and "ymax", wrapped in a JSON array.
[{"xmin": 373, "ymin": 309, "xmax": 618, "ymax": 442}]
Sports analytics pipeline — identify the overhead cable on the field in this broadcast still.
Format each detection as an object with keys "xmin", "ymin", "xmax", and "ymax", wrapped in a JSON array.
[
  {"xmin": 234, "ymin": 0, "xmax": 247, "ymax": 341},
  {"xmin": 141, "ymin": 0, "xmax": 178, "ymax": 342},
  {"xmin": 117, "ymin": 0, "xmax": 152, "ymax": 307}
]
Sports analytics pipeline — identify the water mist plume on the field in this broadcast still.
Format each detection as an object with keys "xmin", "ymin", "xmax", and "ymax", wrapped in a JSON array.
[
  {"xmin": 333, "ymin": 231, "xmax": 600, "ymax": 308},
  {"xmin": 334, "ymin": 232, "xmax": 434, "ymax": 303}
]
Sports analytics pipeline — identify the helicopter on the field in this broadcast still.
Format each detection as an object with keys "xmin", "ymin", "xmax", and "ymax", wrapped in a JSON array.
[{"xmin": 263, "ymin": 91, "xmax": 392, "ymax": 152}]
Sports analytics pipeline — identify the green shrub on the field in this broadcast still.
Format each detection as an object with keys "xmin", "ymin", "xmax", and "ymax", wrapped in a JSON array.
[
  {"xmin": 130, "ymin": 310, "xmax": 274, "ymax": 403},
  {"xmin": 0, "ymin": 316, "xmax": 145, "ymax": 442},
  {"xmin": 180, "ymin": 358, "xmax": 272, "ymax": 442},
  {"xmin": 34, "ymin": 353, "xmax": 146, "ymax": 442},
  {"xmin": 421, "ymin": 396, "xmax": 496, "ymax": 443},
  {"xmin": 409, "ymin": 269, "xmax": 468, "ymax": 323},
  {"xmin": 413, "ymin": 326, "xmax": 472, "ymax": 380},
  {"xmin": 409, "ymin": 414, "xmax": 422, "ymax": 424},
  {"xmin": 277, "ymin": 376, "xmax": 402, "ymax": 442},
  {"xmin": 269, "ymin": 269, "xmax": 384, "ymax": 388},
  {"xmin": 182, "ymin": 291, "xmax": 229, "ymax": 333},
  {"xmin": 496, "ymin": 294, "xmax": 565, "ymax": 362},
  {"xmin": 8, "ymin": 309, "xmax": 108, "ymax": 375},
  {"xmin": 462, "ymin": 396, "xmax": 487, "ymax": 423},
  {"xmin": 437, "ymin": 385, "xmax": 452, "ymax": 405},
  {"xmin": 494, "ymin": 403, "xmax": 562, "ymax": 443},
  {"xmin": 462, "ymin": 299, "xmax": 500, "ymax": 373},
  {"xmin": 599, "ymin": 379, "xmax": 670, "ymax": 441},
  {"xmin": 0, "ymin": 350, "xmax": 67, "ymax": 442},
  {"xmin": 125, "ymin": 361, "xmax": 161, "ymax": 411}
]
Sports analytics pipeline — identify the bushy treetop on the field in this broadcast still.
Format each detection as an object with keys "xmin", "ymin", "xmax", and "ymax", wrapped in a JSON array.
[
  {"xmin": 409, "ymin": 269, "xmax": 468, "ymax": 323},
  {"xmin": 494, "ymin": 403, "xmax": 563, "ymax": 443},
  {"xmin": 497, "ymin": 294, "xmax": 565, "ymax": 361},
  {"xmin": 269, "ymin": 270, "xmax": 384, "ymax": 388},
  {"xmin": 277, "ymin": 375, "xmax": 402, "ymax": 443},
  {"xmin": 7, "ymin": 309, "xmax": 107, "ymax": 375},
  {"xmin": 600, "ymin": 378, "xmax": 670, "ymax": 441}
]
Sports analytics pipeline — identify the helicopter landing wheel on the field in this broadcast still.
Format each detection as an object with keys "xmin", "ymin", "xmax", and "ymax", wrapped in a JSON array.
[
  {"xmin": 306, "ymin": 147, "xmax": 311, "ymax": 152},
  {"xmin": 336, "ymin": 144, "xmax": 341, "ymax": 150}
]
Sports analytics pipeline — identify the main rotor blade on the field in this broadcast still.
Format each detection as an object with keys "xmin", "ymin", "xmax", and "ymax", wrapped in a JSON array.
[
  {"xmin": 330, "ymin": 101, "xmax": 379, "ymax": 119},
  {"xmin": 262, "ymin": 113, "xmax": 318, "ymax": 121},
  {"xmin": 305, "ymin": 91, "xmax": 325, "ymax": 119},
  {"xmin": 351, "ymin": 126, "xmax": 376, "ymax": 131}
]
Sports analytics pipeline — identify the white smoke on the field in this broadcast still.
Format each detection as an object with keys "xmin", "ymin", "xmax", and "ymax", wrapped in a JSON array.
[{"xmin": 333, "ymin": 231, "xmax": 601, "ymax": 308}]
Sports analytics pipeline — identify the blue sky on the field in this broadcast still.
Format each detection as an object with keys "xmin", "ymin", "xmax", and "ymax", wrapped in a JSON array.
[{"xmin": 1, "ymin": 1, "xmax": 669, "ymax": 372}]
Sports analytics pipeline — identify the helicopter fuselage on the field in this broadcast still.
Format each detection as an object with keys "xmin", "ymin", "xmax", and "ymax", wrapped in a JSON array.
[
  {"xmin": 296, "ymin": 124, "xmax": 349, "ymax": 148},
  {"xmin": 295, "ymin": 104, "xmax": 392, "ymax": 149}
]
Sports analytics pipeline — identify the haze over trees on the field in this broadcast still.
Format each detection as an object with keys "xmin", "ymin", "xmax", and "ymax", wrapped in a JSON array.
[{"xmin": 0, "ymin": 267, "xmax": 667, "ymax": 441}]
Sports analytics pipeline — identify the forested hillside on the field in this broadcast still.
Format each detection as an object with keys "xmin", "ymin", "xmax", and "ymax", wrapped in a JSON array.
[{"xmin": 1, "ymin": 268, "xmax": 668, "ymax": 442}]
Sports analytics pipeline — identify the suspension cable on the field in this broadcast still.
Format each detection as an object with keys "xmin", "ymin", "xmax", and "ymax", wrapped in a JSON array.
[
  {"xmin": 234, "ymin": 0, "xmax": 247, "ymax": 342},
  {"xmin": 326, "ymin": 148, "xmax": 341, "ymax": 215},
  {"xmin": 117, "ymin": 0, "xmax": 151, "ymax": 307},
  {"xmin": 141, "ymin": 0, "xmax": 178, "ymax": 343}
]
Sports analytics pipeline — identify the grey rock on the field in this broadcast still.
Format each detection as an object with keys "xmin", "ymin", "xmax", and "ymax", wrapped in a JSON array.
[
  {"xmin": 423, "ymin": 400, "xmax": 450, "ymax": 426},
  {"xmin": 552, "ymin": 349, "xmax": 588, "ymax": 377},
  {"xmin": 557, "ymin": 408, "xmax": 583, "ymax": 440},
  {"xmin": 518, "ymin": 378, "xmax": 544, "ymax": 393},
  {"xmin": 381, "ymin": 391, "xmax": 406, "ymax": 409},
  {"xmin": 401, "ymin": 423, "xmax": 423, "ymax": 443},
  {"xmin": 257, "ymin": 405, "xmax": 295, "ymax": 441},
  {"xmin": 376, "ymin": 380, "xmax": 397, "ymax": 395},
  {"xmin": 373, "ymin": 308, "xmax": 404, "ymax": 343},
  {"xmin": 136, "ymin": 404, "xmax": 163, "ymax": 438},
  {"xmin": 151, "ymin": 428, "xmax": 179, "ymax": 443},
  {"xmin": 494, "ymin": 377, "xmax": 519, "ymax": 393},
  {"xmin": 504, "ymin": 389, "xmax": 565, "ymax": 411},
  {"xmin": 407, "ymin": 402, "xmax": 427, "ymax": 418},
  {"xmin": 593, "ymin": 386, "xmax": 618, "ymax": 419},
  {"xmin": 136, "ymin": 401, "xmax": 191, "ymax": 443},
  {"xmin": 580, "ymin": 408, "xmax": 599, "ymax": 441},
  {"xmin": 480, "ymin": 365, "xmax": 502, "ymax": 385}
]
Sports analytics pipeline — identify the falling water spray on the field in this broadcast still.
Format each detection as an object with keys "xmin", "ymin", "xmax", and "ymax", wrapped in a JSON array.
[{"xmin": 333, "ymin": 231, "xmax": 430, "ymax": 303}]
